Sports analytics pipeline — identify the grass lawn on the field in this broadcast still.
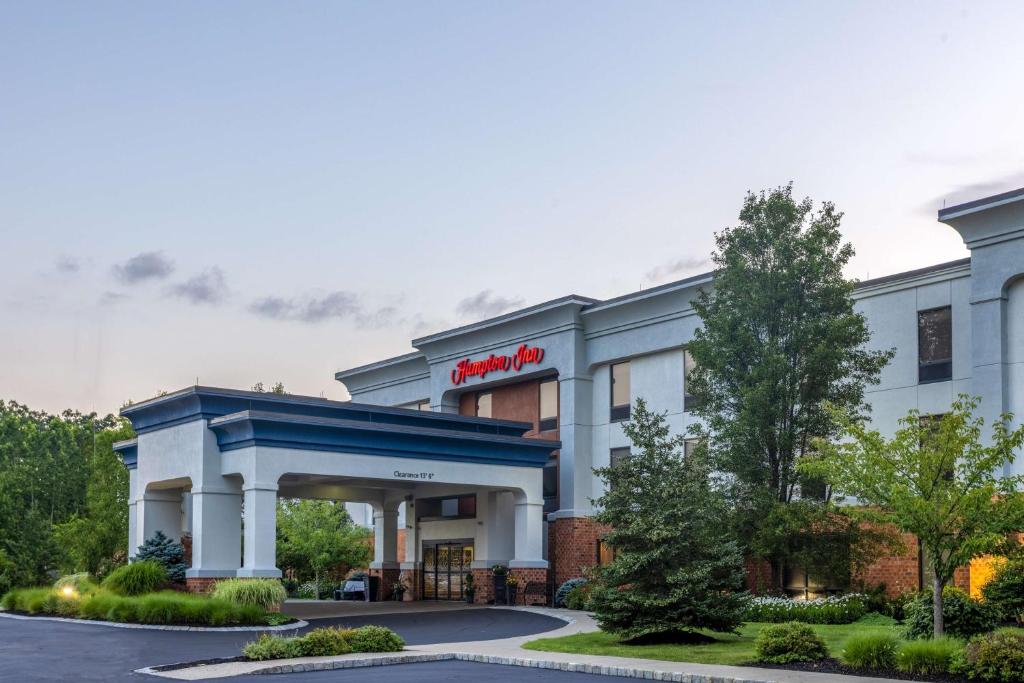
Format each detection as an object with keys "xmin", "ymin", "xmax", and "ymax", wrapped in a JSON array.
[{"xmin": 523, "ymin": 616, "xmax": 900, "ymax": 666}]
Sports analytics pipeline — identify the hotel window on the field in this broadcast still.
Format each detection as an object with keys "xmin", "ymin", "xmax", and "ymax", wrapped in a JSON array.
[
  {"xmin": 475, "ymin": 392, "xmax": 492, "ymax": 418},
  {"xmin": 609, "ymin": 447, "xmax": 631, "ymax": 468},
  {"xmin": 918, "ymin": 306, "xmax": 952, "ymax": 383},
  {"xmin": 597, "ymin": 538, "xmax": 616, "ymax": 566},
  {"xmin": 683, "ymin": 349, "xmax": 700, "ymax": 412},
  {"xmin": 610, "ymin": 362, "xmax": 631, "ymax": 422},
  {"xmin": 683, "ymin": 438, "xmax": 700, "ymax": 460},
  {"xmin": 543, "ymin": 454, "xmax": 558, "ymax": 513},
  {"xmin": 539, "ymin": 379, "xmax": 559, "ymax": 432}
]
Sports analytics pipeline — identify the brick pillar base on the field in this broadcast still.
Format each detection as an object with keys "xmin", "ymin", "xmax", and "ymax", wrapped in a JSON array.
[
  {"xmin": 369, "ymin": 566, "xmax": 402, "ymax": 601},
  {"xmin": 399, "ymin": 566, "xmax": 421, "ymax": 601},
  {"xmin": 549, "ymin": 516, "xmax": 607, "ymax": 588},
  {"xmin": 185, "ymin": 576, "xmax": 225, "ymax": 593},
  {"xmin": 471, "ymin": 568, "xmax": 494, "ymax": 604},
  {"xmin": 507, "ymin": 567, "xmax": 548, "ymax": 606}
]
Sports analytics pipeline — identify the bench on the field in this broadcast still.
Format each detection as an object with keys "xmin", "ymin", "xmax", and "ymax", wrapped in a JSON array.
[{"xmin": 522, "ymin": 581, "xmax": 549, "ymax": 606}]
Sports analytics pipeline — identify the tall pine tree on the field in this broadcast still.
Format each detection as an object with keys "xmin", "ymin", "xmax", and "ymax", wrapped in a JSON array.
[{"xmin": 590, "ymin": 399, "xmax": 747, "ymax": 642}]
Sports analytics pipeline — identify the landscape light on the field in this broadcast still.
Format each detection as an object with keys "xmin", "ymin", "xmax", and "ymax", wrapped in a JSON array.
[{"xmin": 61, "ymin": 585, "xmax": 76, "ymax": 598}]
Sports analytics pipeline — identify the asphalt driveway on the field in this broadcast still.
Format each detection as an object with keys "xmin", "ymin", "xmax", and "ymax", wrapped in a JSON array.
[{"xmin": 0, "ymin": 608, "xmax": 566, "ymax": 682}]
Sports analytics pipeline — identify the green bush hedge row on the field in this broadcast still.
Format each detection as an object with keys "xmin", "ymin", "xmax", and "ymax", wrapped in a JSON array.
[
  {"xmin": 2, "ymin": 586, "xmax": 269, "ymax": 626},
  {"xmin": 243, "ymin": 625, "xmax": 405, "ymax": 661}
]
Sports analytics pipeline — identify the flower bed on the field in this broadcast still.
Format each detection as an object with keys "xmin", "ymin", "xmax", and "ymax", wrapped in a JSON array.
[{"xmin": 743, "ymin": 594, "xmax": 868, "ymax": 624}]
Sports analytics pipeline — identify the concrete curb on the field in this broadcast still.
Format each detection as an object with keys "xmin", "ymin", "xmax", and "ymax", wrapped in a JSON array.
[
  {"xmin": 139, "ymin": 650, "xmax": 778, "ymax": 682},
  {"xmin": 0, "ymin": 610, "xmax": 308, "ymax": 632}
]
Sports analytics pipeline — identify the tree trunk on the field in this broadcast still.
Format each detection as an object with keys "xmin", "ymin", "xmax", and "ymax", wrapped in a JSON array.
[{"xmin": 932, "ymin": 574, "xmax": 945, "ymax": 639}]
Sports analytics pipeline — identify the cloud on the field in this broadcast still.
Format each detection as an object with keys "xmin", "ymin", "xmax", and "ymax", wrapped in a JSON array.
[
  {"xmin": 55, "ymin": 256, "xmax": 81, "ymax": 274},
  {"xmin": 645, "ymin": 257, "xmax": 711, "ymax": 283},
  {"xmin": 919, "ymin": 171, "xmax": 1024, "ymax": 216},
  {"xmin": 112, "ymin": 251, "xmax": 174, "ymax": 284},
  {"xmin": 168, "ymin": 267, "xmax": 228, "ymax": 304},
  {"xmin": 99, "ymin": 291, "xmax": 129, "ymax": 306},
  {"xmin": 455, "ymin": 290, "xmax": 525, "ymax": 319},
  {"xmin": 250, "ymin": 290, "xmax": 363, "ymax": 323}
]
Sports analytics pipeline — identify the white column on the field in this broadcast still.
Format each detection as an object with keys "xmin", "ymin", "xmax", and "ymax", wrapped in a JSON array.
[
  {"xmin": 474, "ymin": 490, "xmax": 513, "ymax": 567},
  {"xmin": 127, "ymin": 470, "xmax": 139, "ymax": 559},
  {"xmin": 400, "ymin": 499, "xmax": 418, "ymax": 573},
  {"xmin": 136, "ymin": 489, "xmax": 183, "ymax": 552},
  {"xmin": 510, "ymin": 493, "xmax": 548, "ymax": 568},
  {"xmin": 370, "ymin": 505, "xmax": 400, "ymax": 569},
  {"xmin": 186, "ymin": 484, "xmax": 242, "ymax": 579},
  {"xmin": 238, "ymin": 483, "xmax": 281, "ymax": 578}
]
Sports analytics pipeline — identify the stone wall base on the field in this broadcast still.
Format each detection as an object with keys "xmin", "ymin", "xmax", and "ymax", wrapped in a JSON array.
[{"xmin": 368, "ymin": 567, "xmax": 402, "ymax": 601}]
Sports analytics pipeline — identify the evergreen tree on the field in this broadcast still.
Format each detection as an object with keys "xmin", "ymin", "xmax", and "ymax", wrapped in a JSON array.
[
  {"xmin": 590, "ymin": 399, "xmax": 748, "ymax": 642},
  {"xmin": 135, "ymin": 531, "xmax": 188, "ymax": 582}
]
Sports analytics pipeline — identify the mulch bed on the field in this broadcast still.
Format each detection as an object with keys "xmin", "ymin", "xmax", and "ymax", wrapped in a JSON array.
[{"xmin": 759, "ymin": 658, "xmax": 968, "ymax": 682}]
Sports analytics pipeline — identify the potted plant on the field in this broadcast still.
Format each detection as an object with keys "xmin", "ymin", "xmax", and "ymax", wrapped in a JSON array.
[
  {"xmin": 391, "ymin": 579, "xmax": 407, "ymax": 602},
  {"xmin": 491, "ymin": 565, "xmax": 508, "ymax": 605},
  {"xmin": 464, "ymin": 572, "xmax": 475, "ymax": 604},
  {"xmin": 505, "ymin": 575, "xmax": 519, "ymax": 606}
]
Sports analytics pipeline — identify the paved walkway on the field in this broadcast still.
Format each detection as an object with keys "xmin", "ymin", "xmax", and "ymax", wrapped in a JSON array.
[
  {"xmin": 151, "ymin": 608, "xmax": 905, "ymax": 683},
  {"xmin": 282, "ymin": 599, "xmax": 481, "ymax": 620}
]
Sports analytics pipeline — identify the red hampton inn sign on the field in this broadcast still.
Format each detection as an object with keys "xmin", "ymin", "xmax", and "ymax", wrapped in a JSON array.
[{"xmin": 450, "ymin": 344, "xmax": 545, "ymax": 385}]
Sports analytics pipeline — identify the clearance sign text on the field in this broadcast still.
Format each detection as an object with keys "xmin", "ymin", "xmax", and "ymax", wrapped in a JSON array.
[{"xmin": 450, "ymin": 344, "xmax": 545, "ymax": 385}]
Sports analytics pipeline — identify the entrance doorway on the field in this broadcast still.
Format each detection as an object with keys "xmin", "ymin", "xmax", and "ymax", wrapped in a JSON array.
[{"xmin": 422, "ymin": 542, "xmax": 474, "ymax": 600}]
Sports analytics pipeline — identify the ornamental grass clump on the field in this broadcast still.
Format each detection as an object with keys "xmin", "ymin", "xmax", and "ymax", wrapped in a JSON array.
[
  {"xmin": 841, "ymin": 632, "xmax": 899, "ymax": 670},
  {"xmin": 744, "ymin": 593, "xmax": 867, "ymax": 624},
  {"xmin": 754, "ymin": 622, "xmax": 829, "ymax": 664},
  {"xmin": 101, "ymin": 560, "xmax": 167, "ymax": 596},
  {"xmin": 897, "ymin": 637, "xmax": 963, "ymax": 676},
  {"xmin": 211, "ymin": 578, "xmax": 287, "ymax": 612}
]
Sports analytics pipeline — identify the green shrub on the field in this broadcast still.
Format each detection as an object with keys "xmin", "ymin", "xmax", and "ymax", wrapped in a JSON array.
[
  {"xmin": 105, "ymin": 596, "xmax": 139, "ymax": 622},
  {"xmin": 78, "ymin": 591, "xmax": 126, "ymax": 620},
  {"xmin": 101, "ymin": 561, "xmax": 167, "ymax": 596},
  {"xmin": 348, "ymin": 625, "xmax": 405, "ymax": 652},
  {"xmin": 565, "ymin": 584, "xmax": 591, "ymax": 611},
  {"xmin": 961, "ymin": 630, "xmax": 1024, "ymax": 682},
  {"xmin": 54, "ymin": 573, "xmax": 98, "ymax": 594},
  {"xmin": 211, "ymin": 578, "xmax": 287, "ymax": 611},
  {"xmin": 554, "ymin": 578, "xmax": 588, "ymax": 608},
  {"xmin": 745, "ymin": 594, "xmax": 867, "ymax": 624},
  {"xmin": 243, "ymin": 633, "xmax": 305, "ymax": 661},
  {"xmin": 754, "ymin": 622, "xmax": 829, "ymax": 664},
  {"xmin": 903, "ymin": 587, "xmax": 997, "ymax": 640},
  {"xmin": 299, "ymin": 627, "xmax": 354, "ymax": 656},
  {"xmin": 897, "ymin": 637, "xmax": 963, "ymax": 675},
  {"xmin": 982, "ymin": 559, "xmax": 1024, "ymax": 625},
  {"xmin": 841, "ymin": 632, "xmax": 899, "ymax": 669},
  {"xmin": 135, "ymin": 531, "xmax": 188, "ymax": 583}
]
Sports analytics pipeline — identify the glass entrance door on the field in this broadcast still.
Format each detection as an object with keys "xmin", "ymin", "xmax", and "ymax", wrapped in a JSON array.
[{"xmin": 422, "ymin": 542, "xmax": 474, "ymax": 600}]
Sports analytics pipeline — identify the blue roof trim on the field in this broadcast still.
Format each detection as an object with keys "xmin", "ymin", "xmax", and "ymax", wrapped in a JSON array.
[
  {"xmin": 121, "ymin": 386, "xmax": 533, "ymax": 437},
  {"xmin": 113, "ymin": 438, "xmax": 138, "ymax": 470},
  {"xmin": 208, "ymin": 410, "xmax": 559, "ymax": 468}
]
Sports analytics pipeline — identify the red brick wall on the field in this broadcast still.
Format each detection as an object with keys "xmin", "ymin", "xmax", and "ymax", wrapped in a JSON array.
[
  {"xmin": 508, "ymin": 567, "xmax": 549, "ymax": 606},
  {"xmin": 549, "ymin": 517, "xmax": 609, "ymax": 587}
]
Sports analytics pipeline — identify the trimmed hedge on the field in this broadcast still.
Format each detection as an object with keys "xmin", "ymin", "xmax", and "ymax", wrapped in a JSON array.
[
  {"xmin": 754, "ymin": 622, "xmax": 829, "ymax": 664},
  {"xmin": 211, "ymin": 578, "xmax": 287, "ymax": 611},
  {"xmin": 744, "ymin": 594, "xmax": 867, "ymax": 624},
  {"xmin": 2, "ymin": 586, "xmax": 269, "ymax": 626},
  {"xmin": 243, "ymin": 625, "xmax": 404, "ymax": 661}
]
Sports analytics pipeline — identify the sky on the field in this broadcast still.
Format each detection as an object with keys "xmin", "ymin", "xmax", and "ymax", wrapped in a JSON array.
[{"xmin": 2, "ymin": 1, "xmax": 1023, "ymax": 416}]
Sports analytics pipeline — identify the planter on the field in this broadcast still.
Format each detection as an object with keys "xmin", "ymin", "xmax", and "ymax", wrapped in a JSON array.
[
  {"xmin": 506, "ymin": 586, "xmax": 518, "ymax": 606},
  {"xmin": 492, "ymin": 574, "xmax": 507, "ymax": 605},
  {"xmin": 465, "ymin": 589, "xmax": 475, "ymax": 604},
  {"xmin": 392, "ymin": 590, "xmax": 406, "ymax": 602}
]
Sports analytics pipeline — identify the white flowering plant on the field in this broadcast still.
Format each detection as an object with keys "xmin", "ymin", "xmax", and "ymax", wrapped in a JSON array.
[{"xmin": 744, "ymin": 593, "xmax": 868, "ymax": 624}]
